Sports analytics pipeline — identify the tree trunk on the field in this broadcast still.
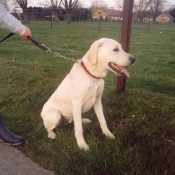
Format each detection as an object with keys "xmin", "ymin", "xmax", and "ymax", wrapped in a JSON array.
[
  {"xmin": 53, "ymin": 10, "xmax": 59, "ymax": 23},
  {"xmin": 23, "ymin": 9, "xmax": 28, "ymax": 23},
  {"xmin": 65, "ymin": 10, "xmax": 72, "ymax": 23}
]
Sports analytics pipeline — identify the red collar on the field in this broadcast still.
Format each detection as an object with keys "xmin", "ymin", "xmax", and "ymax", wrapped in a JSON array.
[{"xmin": 81, "ymin": 61, "xmax": 101, "ymax": 79}]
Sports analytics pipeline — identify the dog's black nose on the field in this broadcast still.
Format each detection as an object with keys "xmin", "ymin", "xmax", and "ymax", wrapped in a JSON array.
[{"xmin": 129, "ymin": 57, "xmax": 135, "ymax": 64}]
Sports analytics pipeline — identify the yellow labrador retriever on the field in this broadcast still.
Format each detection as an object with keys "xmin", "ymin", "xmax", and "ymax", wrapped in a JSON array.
[{"xmin": 41, "ymin": 38, "xmax": 135, "ymax": 151}]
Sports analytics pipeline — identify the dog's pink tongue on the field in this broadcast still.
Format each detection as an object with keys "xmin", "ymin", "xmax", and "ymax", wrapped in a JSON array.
[{"xmin": 122, "ymin": 67, "xmax": 130, "ymax": 77}]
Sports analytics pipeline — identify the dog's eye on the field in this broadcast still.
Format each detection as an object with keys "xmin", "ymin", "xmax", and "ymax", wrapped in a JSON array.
[{"xmin": 113, "ymin": 48, "xmax": 119, "ymax": 52}]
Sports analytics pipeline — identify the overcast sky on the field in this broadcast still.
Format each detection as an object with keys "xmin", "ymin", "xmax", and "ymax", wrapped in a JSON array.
[{"xmin": 22, "ymin": 0, "xmax": 175, "ymax": 9}]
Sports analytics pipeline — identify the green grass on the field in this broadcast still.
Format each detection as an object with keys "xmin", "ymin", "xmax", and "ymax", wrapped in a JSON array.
[{"xmin": 0, "ymin": 21, "xmax": 175, "ymax": 175}]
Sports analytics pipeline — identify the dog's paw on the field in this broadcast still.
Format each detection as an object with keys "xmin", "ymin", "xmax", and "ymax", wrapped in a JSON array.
[
  {"xmin": 48, "ymin": 131, "xmax": 56, "ymax": 139},
  {"xmin": 103, "ymin": 129, "xmax": 115, "ymax": 140},
  {"xmin": 78, "ymin": 143, "xmax": 90, "ymax": 151},
  {"xmin": 106, "ymin": 132, "xmax": 115, "ymax": 140},
  {"xmin": 82, "ymin": 118, "xmax": 92, "ymax": 124}
]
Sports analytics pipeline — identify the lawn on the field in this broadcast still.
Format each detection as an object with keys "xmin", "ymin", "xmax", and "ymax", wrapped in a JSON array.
[{"xmin": 0, "ymin": 21, "xmax": 175, "ymax": 175}]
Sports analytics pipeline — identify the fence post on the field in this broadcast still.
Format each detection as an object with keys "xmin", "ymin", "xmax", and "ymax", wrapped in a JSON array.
[
  {"xmin": 51, "ymin": 17, "xmax": 53, "ymax": 29},
  {"xmin": 117, "ymin": 0, "xmax": 134, "ymax": 92}
]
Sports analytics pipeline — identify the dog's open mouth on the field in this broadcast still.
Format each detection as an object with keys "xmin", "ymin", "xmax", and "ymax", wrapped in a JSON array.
[{"xmin": 108, "ymin": 62, "xmax": 130, "ymax": 77}]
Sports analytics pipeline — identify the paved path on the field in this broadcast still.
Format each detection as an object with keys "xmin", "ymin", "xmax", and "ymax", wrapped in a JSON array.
[{"xmin": 0, "ymin": 142, "xmax": 56, "ymax": 175}]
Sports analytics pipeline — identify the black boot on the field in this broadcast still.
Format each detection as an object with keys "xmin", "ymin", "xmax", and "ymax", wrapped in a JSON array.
[{"xmin": 0, "ymin": 115, "xmax": 24, "ymax": 145}]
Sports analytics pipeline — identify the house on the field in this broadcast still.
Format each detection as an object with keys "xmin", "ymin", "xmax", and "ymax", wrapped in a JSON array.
[
  {"xmin": 91, "ymin": 8, "xmax": 122, "ymax": 21},
  {"xmin": 156, "ymin": 12, "xmax": 174, "ymax": 23}
]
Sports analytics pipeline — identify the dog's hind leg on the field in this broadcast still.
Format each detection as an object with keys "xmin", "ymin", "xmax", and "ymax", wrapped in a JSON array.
[{"xmin": 41, "ymin": 108, "xmax": 62, "ymax": 139}]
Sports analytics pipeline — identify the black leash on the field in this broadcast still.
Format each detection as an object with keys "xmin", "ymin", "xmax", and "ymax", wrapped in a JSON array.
[
  {"xmin": 0, "ymin": 33, "xmax": 14, "ymax": 43},
  {"xmin": 0, "ymin": 33, "xmax": 78, "ymax": 63},
  {"xmin": 27, "ymin": 36, "xmax": 51, "ymax": 51},
  {"xmin": 0, "ymin": 33, "xmax": 49, "ymax": 51}
]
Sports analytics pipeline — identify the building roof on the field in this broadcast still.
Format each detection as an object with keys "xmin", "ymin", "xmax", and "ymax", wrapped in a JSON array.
[
  {"xmin": 165, "ymin": 12, "xmax": 174, "ymax": 19},
  {"xmin": 158, "ymin": 12, "xmax": 174, "ymax": 19},
  {"xmin": 92, "ymin": 8, "xmax": 122, "ymax": 17},
  {"xmin": 101, "ymin": 8, "xmax": 122, "ymax": 16}
]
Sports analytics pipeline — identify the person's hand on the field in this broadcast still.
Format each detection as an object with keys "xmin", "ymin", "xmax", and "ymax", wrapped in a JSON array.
[{"xmin": 21, "ymin": 26, "xmax": 32, "ymax": 40}]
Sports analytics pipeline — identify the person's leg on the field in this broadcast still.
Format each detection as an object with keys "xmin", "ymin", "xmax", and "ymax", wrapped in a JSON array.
[{"xmin": 0, "ymin": 114, "xmax": 24, "ymax": 145}]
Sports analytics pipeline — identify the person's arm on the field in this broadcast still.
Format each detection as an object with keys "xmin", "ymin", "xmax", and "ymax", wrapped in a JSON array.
[{"xmin": 0, "ymin": 4, "xmax": 32, "ymax": 39}]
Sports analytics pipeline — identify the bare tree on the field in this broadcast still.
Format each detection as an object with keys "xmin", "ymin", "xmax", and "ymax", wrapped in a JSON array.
[
  {"xmin": 73, "ymin": 1, "xmax": 87, "ymax": 21},
  {"xmin": 46, "ymin": 0, "xmax": 63, "ymax": 23},
  {"xmin": 115, "ymin": 0, "xmax": 124, "ymax": 10},
  {"xmin": 134, "ymin": 0, "xmax": 151, "ymax": 23},
  {"xmin": 90, "ymin": 0, "xmax": 107, "ymax": 9},
  {"xmin": 89, "ymin": 0, "xmax": 108, "ymax": 14},
  {"xmin": 62, "ymin": 0, "xmax": 79, "ymax": 23},
  {"xmin": 76, "ymin": 1, "xmax": 84, "ymax": 8},
  {"xmin": 16, "ymin": 0, "xmax": 28, "ymax": 22},
  {"xmin": 149, "ymin": 0, "xmax": 166, "ymax": 23},
  {"xmin": 0, "ymin": 0, "xmax": 9, "ymax": 10}
]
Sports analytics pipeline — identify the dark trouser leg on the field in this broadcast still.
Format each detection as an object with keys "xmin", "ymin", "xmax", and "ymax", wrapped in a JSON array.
[{"xmin": 0, "ymin": 114, "xmax": 24, "ymax": 145}]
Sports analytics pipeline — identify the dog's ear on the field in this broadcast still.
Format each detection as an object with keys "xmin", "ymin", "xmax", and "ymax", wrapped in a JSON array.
[{"xmin": 86, "ymin": 40, "xmax": 103, "ymax": 65}]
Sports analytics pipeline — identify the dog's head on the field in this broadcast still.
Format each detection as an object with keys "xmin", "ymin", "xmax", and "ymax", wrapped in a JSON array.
[{"xmin": 86, "ymin": 38, "xmax": 135, "ymax": 77}]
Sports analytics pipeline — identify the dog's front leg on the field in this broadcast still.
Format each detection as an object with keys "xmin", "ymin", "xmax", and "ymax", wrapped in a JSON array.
[
  {"xmin": 94, "ymin": 98, "xmax": 115, "ymax": 140},
  {"xmin": 72, "ymin": 101, "xmax": 89, "ymax": 151}
]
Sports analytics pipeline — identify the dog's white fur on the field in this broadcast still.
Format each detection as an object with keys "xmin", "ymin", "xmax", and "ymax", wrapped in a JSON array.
[{"xmin": 41, "ymin": 38, "xmax": 135, "ymax": 151}]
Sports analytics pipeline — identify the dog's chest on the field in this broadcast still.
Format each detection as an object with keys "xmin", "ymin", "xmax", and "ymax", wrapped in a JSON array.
[{"xmin": 82, "ymin": 85, "xmax": 99, "ymax": 112}]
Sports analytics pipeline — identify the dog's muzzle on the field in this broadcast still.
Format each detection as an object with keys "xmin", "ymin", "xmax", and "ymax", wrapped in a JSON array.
[{"xmin": 129, "ymin": 56, "xmax": 136, "ymax": 65}]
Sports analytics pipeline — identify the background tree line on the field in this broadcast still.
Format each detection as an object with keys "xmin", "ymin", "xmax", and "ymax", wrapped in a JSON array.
[
  {"xmin": 133, "ymin": 0, "xmax": 175, "ymax": 23},
  {"xmin": 14, "ymin": 6, "xmax": 91, "ymax": 22},
  {"xmin": 1, "ymin": 0, "xmax": 175, "ymax": 23},
  {"xmin": 0, "ymin": 0, "xmax": 82, "ymax": 23}
]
